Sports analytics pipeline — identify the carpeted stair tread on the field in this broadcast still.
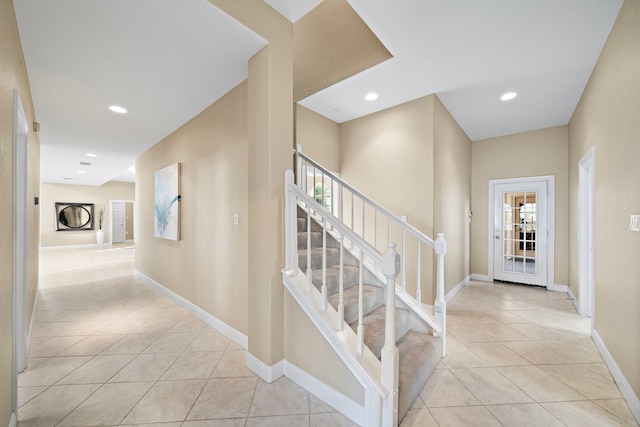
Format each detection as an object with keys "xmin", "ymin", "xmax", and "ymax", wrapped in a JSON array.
[
  {"xmin": 327, "ymin": 284, "xmax": 384, "ymax": 325},
  {"xmin": 397, "ymin": 331, "xmax": 443, "ymax": 423},
  {"xmin": 298, "ymin": 248, "xmax": 341, "ymax": 271},
  {"xmin": 349, "ymin": 305, "xmax": 411, "ymax": 359},
  {"xmin": 311, "ymin": 265, "xmax": 360, "ymax": 294}
]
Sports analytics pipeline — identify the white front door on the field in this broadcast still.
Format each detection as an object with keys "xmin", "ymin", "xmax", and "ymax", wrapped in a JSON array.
[
  {"xmin": 492, "ymin": 179, "xmax": 550, "ymax": 286},
  {"xmin": 111, "ymin": 201, "xmax": 125, "ymax": 243}
]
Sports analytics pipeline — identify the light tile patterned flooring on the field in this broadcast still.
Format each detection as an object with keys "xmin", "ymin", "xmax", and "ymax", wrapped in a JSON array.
[{"xmin": 19, "ymin": 246, "xmax": 638, "ymax": 426}]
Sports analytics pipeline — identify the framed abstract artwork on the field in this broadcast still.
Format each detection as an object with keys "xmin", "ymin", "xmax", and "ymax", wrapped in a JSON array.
[{"xmin": 154, "ymin": 162, "xmax": 181, "ymax": 240}]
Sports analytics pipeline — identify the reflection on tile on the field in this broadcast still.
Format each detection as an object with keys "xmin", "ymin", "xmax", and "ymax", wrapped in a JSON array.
[
  {"xmin": 18, "ymin": 384, "xmax": 101, "ymax": 427},
  {"xmin": 466, "ymin": 342, "xmax": 530, "ymax": 367},
  {"xmin": 498, "ymin": 365, "xmax": 586, "ymax": 402},
  {"xmin": 543, "ymin": 401, "xmax": 630, "ymax": 426},
  {"xmin": 161, "ymin": 351, "xmax": 223, "ymax": 380},
  {"xmin": 58, "ymin": 334, "xmax": 123, "ymax": 356},
  {"xmin": 451, "ymin": 368, "xmax": 533, "ymax": 405},
  {"xmin": 540, "ymin": 364, "xmax": 622, "ymax": 400},
  {"xmin": 188, "ymin": 377, "xmax": 257, "ymax": 420},
  {"xmin": 430, "ymin": 406, "xmax": 502, "ymax": 427},
  {"xmin": 28, "ymin": 336, "xmax": 85, "ymax": 357},
  {"xmin": 58, "ymin": 354, "xmax": 135, "ymax": 384},
  {"xmin": 18, "ymin": 356, "xmax": 91, "ymax": 386},
  {"xmin": 211, "ymin": 350, "xmax": 255, "ymax": 378},
  {"xmin": 109, "ymin": 353, "xmax": 179, "ymax": 382},
  {"xmin": 101, "ymin": 333, "xmax": 162, "ymax": 354},
  {"xmin": 246, "ymin": 415, "xmax": 309, "ymax": 426},
  {"xmin": 503, "ymin": 341, "xmax": 571, "ymax": 365},
  {"xmin": 144, "ymin": 333, "xmax": 197, "ymax": 353},
  {"xmin": 420, "ymin": 369, "xmax": 480, "ymax": 407},
  {"xmin": 310, "ymin": 412, "xmax": 360, "ymax": 426},
  {"xmin": 399, "ymin": 408, "xmax": 438, "ymax": 427},
  {"xmin": 58, "ymin": 382, "xmax": 153, "ymax": 426},
  {"xmin": 170, "ymin": 316, "xmax": 207, "ymax": 333},
  {"xmin": 249, "ymin": 377, "xmax": 309, "ymax": 417},
  {"xmin": 122, "ymin": 380, "xmax": 206, "ymax": 424},
  {"xmin": 485, "ymin": 403, "xmax": 565, "ymax": 426}
]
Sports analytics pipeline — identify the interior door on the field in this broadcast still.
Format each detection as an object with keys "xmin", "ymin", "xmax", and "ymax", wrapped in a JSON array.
[
  {"xmin": 493, "ymin": 180, "xmax": 548, "ymax": 286},
  {"xmin": 111, "ymin": 201, "xmax": 125, "ymax": 243}
]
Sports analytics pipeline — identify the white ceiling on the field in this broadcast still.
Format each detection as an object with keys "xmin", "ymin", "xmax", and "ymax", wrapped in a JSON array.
[{"xmin": 15, "ymin": 0, "xmax": 622, "ymax": 186}]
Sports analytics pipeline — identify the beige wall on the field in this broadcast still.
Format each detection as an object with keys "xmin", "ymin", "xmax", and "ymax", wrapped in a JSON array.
[
  {"xmin": 470, "ymin": 126, "xmax": 569, "ymax": 286},
  {"xmin": 40, "ymin": 181, "xmax": 134, "ymax": 247},
  {"xmin": 136, "ymin": 81, "xmax": 249, "ymax": 335},
  {"xmin": 568, "ymin": 0, "xmax": 640, "ymax": 398},
  {"xmin": 340, "ymin": 96, "xmax": 436, "ymax": 300},
  {"xmin": 434, "ymin": 97, "xmax": 472, "ymax": 293},
  {"xmin": 296, "ymin": 104, "xmax": 340, "ymax": 171},
  {"xmin": 0, "ymin": 0, "xmax": 41, "ymax": 423}
]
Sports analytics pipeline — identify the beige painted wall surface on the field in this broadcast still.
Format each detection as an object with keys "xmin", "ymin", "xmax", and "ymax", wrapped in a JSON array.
[
  {"xmin": 296, "ymin": 104, "xmax": 340, "ymax": 171},
  {"xmin": 125, "ymin": 202, "xmax": 134, "ymax": 241},
  {"xmin": 40, "ymin": 181, "xmax": 134, "ymax": 247},
  {"xmin": 471, "ymin": 126, "xmax": 569, "ymax": 285},
  {"xmin": 136, "ymin": 81, "xmax": 249, "ymax": 335},
  {"xmin": 284, "ymin": 292, "xmax": 364, "ymax": 405},
  {"xmin": 568, "ymin": 0, "xmax": 640, "ymax": 398},
  {"xmin": 340, "ymin": 96, "xmax": 435, "ymax": 300},
  {"xmin": 0, "ymin": 0, "xmax": 41, "ymax": 423},
  {"xmin": 434, "ymin": 97, "xmax": 471, "ymax": 294}
]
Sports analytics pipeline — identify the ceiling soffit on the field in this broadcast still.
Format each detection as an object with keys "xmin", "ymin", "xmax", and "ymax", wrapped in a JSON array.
[{"xmin": 293, "ymin": 0, "xmax": 391, "ymax": 101}]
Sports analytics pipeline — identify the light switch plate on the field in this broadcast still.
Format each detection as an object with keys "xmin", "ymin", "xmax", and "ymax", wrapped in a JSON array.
[{"xmin": 234, "ymin": 213, "xmax": 239, "ymax": 226}]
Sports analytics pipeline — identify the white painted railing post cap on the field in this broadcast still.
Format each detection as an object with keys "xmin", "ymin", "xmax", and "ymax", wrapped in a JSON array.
[
  {"xmin": 285, "ymin": 169, "xmax": 294, "ymax": 181},
  {"xmin": 383, "ymin": 242, "xmax": 400, "ymax": 277},
  {"xmin": 435, "ymin": 233, "xmax": 447, "ymax": 256}
]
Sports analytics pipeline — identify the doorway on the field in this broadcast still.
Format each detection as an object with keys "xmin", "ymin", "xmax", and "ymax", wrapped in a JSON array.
[
  {"xmin": 13, "ymin": 90, "xmax": 29, "ymax": 416},
  {"xmin": 489, "ymin": 176, "xmax": 554, "ymax": 287},
  {"xmin": 110, "ymin": 200, "xmax": 134, "ymax": 244},
  {"xmin": 578, "ymin": 147, "xmax": 595, "ymax": 321}
]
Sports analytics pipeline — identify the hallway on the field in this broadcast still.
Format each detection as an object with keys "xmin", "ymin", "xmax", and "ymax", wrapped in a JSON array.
[{"xmin": 18, "ymin": 246, "xmax": 637, "ymax": 426}]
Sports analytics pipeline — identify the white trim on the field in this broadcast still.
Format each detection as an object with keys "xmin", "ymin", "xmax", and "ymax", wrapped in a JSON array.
[
  {"xmin": 246, "ymin": 353, "xmax": 284, "ymax": 383},
  {"xmin": 546, "ymin": 283, "xmax": 568, "ymax": 293},
  {"xmin": 39, "ymin": 243, "xmax": 113, "ymax": 251},
  {"xmin": 284, "ymin": 361, "xmax": 365, "ymax": 426},
  {"xmin": 445, "ymin": 275, "xmax": 470, "ymax": 302},
  {"xmin": 8, "ymin": 412, "xmax": 17, "ymax": 427},
  {"xmin": 135, "ymin": 270, "xmax": 248, "ymax": 350},
  {"xmin": 567, "ymin": 286, "xmax": 580, "ymax": 313},
  {"xmin": 470, "ymin": 273, "xmax": 491, "ymax": 282},
  {"xmin": 592, "ymin": 329, "xmax": 640, "ymax": 425},
  {"xmin": 25, "ymin": 287, "xmax": 40, "ymax": 367}
]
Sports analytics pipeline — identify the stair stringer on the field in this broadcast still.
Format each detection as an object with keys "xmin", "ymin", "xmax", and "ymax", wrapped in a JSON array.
[{"xmin": 283, "ymin": 268, "xmax": 388, "ymax": 427}]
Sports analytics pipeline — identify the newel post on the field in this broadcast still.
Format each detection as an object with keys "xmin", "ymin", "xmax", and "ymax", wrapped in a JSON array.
[
  {"xmin": 284, "ymin": 170, "xmax": 298, "ymax": 275},
  {"xmin": 434, "ymin": 233, "xmax": 447, "ymax": 356},
  {"xmin": 381, "ymin": 242, "xmax": 400, "ymax": 427}
]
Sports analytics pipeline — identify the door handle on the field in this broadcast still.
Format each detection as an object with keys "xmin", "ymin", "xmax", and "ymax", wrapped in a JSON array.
[{"xmin": 495, "ymin": 236, "xmax": 500, "ymax": 240}]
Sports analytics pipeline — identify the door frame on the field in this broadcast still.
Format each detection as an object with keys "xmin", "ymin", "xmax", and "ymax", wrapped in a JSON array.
[
  {"xmin": 110, "ymin": 199, "xmax": 134, "ymax": 244},
  {"xmin": 13, "ymin": 90, "xmax": 29, "ymax": 415},
  {"xmin": 488, "ymin": 176, "xmax": 555, "ymax": 287},
  {"xmin": 578, "ymin": 147, "xmax": 595, "ymax": 323}
]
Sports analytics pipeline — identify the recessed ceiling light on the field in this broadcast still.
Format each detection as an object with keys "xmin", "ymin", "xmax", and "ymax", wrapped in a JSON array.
[
  {"xmin": 500, "ymin": 92, "xmax": 517, "ymax": 101},
  {"xmin": 77, "ymin": 170, "xmax": 86, "ymax": 174},
  {"xmin": 128, "ymin": 166, "xmax": 136, "ymax": 173},
  {"xmin": 365, "ymin": 93, "xmax": 378, "ymax": 101},
  {"xmin": 86, "ymin": 153, "xmax": 97, "ymax": 158},
  {"xmin": 109, "ymin": 105, "xmax": 127, "ymax": 114}
]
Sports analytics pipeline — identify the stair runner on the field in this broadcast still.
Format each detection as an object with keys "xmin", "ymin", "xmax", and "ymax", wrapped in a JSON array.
[{"xmin": 297, "ymin": 208, "xmax": 442, "ymax": 422}]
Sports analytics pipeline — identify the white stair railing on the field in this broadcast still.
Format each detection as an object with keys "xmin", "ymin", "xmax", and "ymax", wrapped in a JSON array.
[{"xmin": 294, "ymin": 146, "xmax": 447, "ymax": 354}]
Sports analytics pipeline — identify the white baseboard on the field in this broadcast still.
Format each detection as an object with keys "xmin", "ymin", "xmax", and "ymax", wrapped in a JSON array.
[
  {"xmin": 246, "ymin": 353, "xmax": 284, "ymax": 383},
  {"xmin": 470, "ymin": 273, "xmax": 491, "ymax": 282},
  {"xmin": 547, "ymin": 283, "xmax": 568, "ymax": 293},
  {"xmin": 135, "ymin": 270, "xmax": 248, "ymax": 350},
  {"xmin": 445, "ymin": 275, "xmax": 470, "ymax": 302},
  {"xmin": 284, "ymin": 361, "xmax": 364, "ymax": 426},
  {"xmin": 8, "ymin": 412, "xmax": 16, "ymax": 427},
  {"xmin": 39, "ymin": 243, "xmax": 113, "ymax": 251},
  {"xmin": 592, "ymin": 329, "xmax": 640, "ymax": 425},
  {"xmin": 566, "ymin": 286, "xmax": 580, "ymax": 313}
]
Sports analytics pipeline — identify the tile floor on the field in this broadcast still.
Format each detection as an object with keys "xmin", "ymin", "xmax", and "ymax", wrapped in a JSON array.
[{"xmin": 18, "ymin": 245, "xmax": 638, "ymax": 426}]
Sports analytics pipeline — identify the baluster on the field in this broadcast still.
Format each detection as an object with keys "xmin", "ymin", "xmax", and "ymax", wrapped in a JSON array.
[
  {"xmin": 337, "ymin": 234, "xmax": 344, "ymax": 330},
  {"xmin": 296, "ymin": 144, "xmax": 302, "ymax": 188},
  {"xmin": 362, "ymin": 199, "xmax": 365, "ymax": 240},
  {"xmin": 350, "ymin": 192, "xmax": 354, "ymax": 231},
  {"xmin": 306, "ymin": 208, "xmax": 313, "ymax": 292},
  {"xmin": 321, "ymin": 217, "xmax": 328, "ymax": 311},
  {"xmin": 401, "ymin": 216, "xmax": 407, "ymax": 293},
  {"xmin": 416, "ymin": 241, "xmax": 422, "ymax": 305},
  {"xmin": 339, "ymin": 183, "xmax": 343, "ymax": 223},
  {"xmin": 357, "ymin": 250, "xmax": 364, "ymax": 354},
  {"xmin": 374, "ymin": 208, "xmax": 377, "ymax": 249}
]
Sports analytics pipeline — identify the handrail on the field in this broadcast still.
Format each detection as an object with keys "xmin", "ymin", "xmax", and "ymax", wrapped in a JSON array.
[{"xmin": 296, "ymin": 146, "xmax": 437, "ymax": 250}]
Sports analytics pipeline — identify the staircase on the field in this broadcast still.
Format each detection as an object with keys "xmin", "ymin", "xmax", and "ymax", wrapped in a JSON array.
[
  {"xmin": 297, "ymin": 207, "xmax": 442, "ymax": 421},
  {"xmin": 283, "ymin": 146, "xmax": 447, "ymax": 426}
]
